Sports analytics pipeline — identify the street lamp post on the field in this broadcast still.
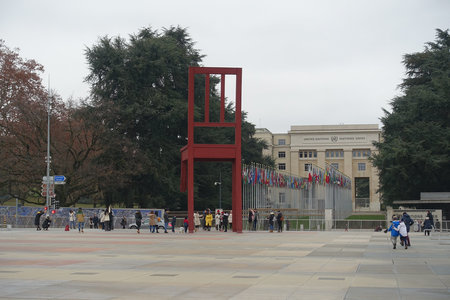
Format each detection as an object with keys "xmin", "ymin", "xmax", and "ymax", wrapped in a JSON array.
[{"xmin": 214, "ymin": 171, "xmax": 222, "ymax": 209}]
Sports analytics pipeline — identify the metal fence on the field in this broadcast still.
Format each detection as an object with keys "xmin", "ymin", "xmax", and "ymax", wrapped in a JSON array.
[
  {"xmin": 4, "ymin": 213, "xmax": 449, "ymax": 233},
  {"xmin": 242, "ymin": 163, "xmax": 353, "ymax": 220}
]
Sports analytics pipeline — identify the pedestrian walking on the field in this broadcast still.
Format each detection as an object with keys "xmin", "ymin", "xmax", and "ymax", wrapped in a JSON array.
[
  {"xmin": 194, "ymin": 211, "xmax": 201, "ymax": 232},
  {"xmin": 222, "ymin": 211, "xmax": 229, "ymax": 232},
  {"xmin": 149, "ymin": 211, "xmax": 157, "ymax": 233},
  {"xmin": 69, "ymin": 210, "xmax": 76, "ymax": 229},
  {"xmin": 135, "ymin": 210, "xmax": 142, "ymax": 234},
  {"xmin": 385, "ymin": 216, "xmax": 400, "ymax": 249},
  {"xmin": 183, "ymin": 217, "xmax": 189, "ymax": 233},
  {"xmin": 108, "ymin": 206, "xmax": 114, "ymax": 230},
  {"xmin": 163, "ymin": 210, "xmax": 169, "ymax": 233},
  {"xmin": 398, "ymin": 219, "xmax": 408, "ymax": 249},
  {"xmin": 103, "ymin": 209, "xmax": 110, "ymax": 231},
  {"xmin": 205, "ymin": 210, "xmax": 213, "ymax": 231},
  {"xmin": 276, "ymin": 211, "xmax": 283, "ymax": 232},
  {"xmin": 253, "ymin": 209, "xmax": 258, "ymax": 231},
  {"xmin": 268, "ymin": 211, "xmax": 275, "ymax": 232},
  {"xmin": 229, "ymin": 210, "xmax": 233, "ymax": 230},
  {"xmin": 426, "ymin": 210, "xmax": 434, "ymax": 227},
  {"xmin": 423, "ymin": 217, "xmax": 433, "ymax": 236},
  {"xmin": 171, "ymin": 215, "xmax": 177, "ymax": 233},
  {"xmin": 401, "ymin": 212, "xmax": 414, "ymax": 246},
  {"xmin": 99, "ymin": 210, "xmax": 105, "ymax": 230},
  {"xmin": 35, "ymin": 210, "xmax": 44, "ymax": 231},
  {"xmin": 93, "ymin": 214, "xmax": 99, "ymax": 229},
  {"xmin": 248, "ymin": 209, "xmax": 254, "ymax": 230},
  {"xmin": 76, "ymin": 207, "xmax": 85, "ymax": 233},
  {"xmin": 215, "ymin": 210, "xmax": 221, "ymax": 231}
]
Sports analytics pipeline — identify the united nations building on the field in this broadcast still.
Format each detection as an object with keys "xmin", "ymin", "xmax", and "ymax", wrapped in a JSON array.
[{"xmin": 254, "ymin": 124, "xmax": 381, "ymax": 212}]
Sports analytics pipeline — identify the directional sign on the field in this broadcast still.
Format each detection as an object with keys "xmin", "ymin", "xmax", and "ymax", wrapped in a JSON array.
[
  {"xmin": 54, "ymin": 175, "xmax": 65, "ymax": 182},
  {"xmin": 54, "ymin": 175, "xmax": 66, "ymax": 185},
  {"xmin": 42, "ymin": 176, "xmax": 54, "ymax": 182}
]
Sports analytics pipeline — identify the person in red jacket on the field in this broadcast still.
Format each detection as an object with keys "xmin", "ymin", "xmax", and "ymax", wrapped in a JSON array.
[{"xmin": 183, "ymin": 217, "xmax": 189, "ymax": 233}]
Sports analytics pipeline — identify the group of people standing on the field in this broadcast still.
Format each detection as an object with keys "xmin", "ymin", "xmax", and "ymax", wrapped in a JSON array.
[
  {"xmin": 34, "ymin": 210, "xmax": 51, "ymax": 231},
  {"xmin": 196, "ymin": 209, "xmax": 232, "ymax": 232},
  {"xmin": 385, "ymin": 211, "xmax": 431, "ymax": 249},
  {"xmin": 385, "ymin": 210, "xmax": 435, "ymax": 250},
  {"xmin": 133, "ymin": 209, "xmax": 171, "ymax": 234},
  {"xmin": 249, "ymin": 209, "xmax": 284, "ymax": 232},
  {"xmin": 68, "ymin": 208, "xmax": 89, "ymax": 233},
  {"xmin": 68, "ymin": 207, "xmax": 115, "ymax": 232}
]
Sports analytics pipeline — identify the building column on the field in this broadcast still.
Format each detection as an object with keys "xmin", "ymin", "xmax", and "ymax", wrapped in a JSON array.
[{"xmin": 343, "ymin": 148, "xmax": 354, "ymax": 211}]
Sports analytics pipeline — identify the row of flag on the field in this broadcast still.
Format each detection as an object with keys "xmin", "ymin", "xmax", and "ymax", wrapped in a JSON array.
[{"xmin": 242, "ymin": 163, "xmax": 351, "ymax": 190}]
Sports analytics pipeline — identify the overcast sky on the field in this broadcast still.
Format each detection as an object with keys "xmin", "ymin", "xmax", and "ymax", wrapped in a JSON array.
[{"xmin": 1, "ymin": 0, "xmax": 449, "ymax": 133}]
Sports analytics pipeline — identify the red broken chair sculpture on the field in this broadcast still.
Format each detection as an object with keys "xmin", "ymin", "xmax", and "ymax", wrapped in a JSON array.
[{"xmin": 180, "ymin": 67, "xmax": 243, "ymax": 233}]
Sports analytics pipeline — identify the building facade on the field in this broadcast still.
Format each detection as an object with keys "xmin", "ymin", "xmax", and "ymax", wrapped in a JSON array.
[{"xmin": 254, "ymin": 124, "xmax": 381, "ymax": 212}]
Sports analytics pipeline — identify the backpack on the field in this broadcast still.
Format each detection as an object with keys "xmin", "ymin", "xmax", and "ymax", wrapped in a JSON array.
[{"xmin": 65, "ymin": 224, "xmax": 70, "ymax": 231}]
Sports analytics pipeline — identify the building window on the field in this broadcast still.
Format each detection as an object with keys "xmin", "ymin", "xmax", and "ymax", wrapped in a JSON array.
[
  {"xmin": 326, "ymin": 150, "xmax": 344, "ymax": 158},
  {"xmin": 304, "ymin": 163, "xmax": 312, "ymax": 171},
  {"xmin": 278, "ymin": 151, "xmax": 286, "ymax": 158},
  {"xmin": 278, "ymin": 163, "xmax": 286, "ymax": 170},
  {"xmin": 331, "ymin": 163, "xmax": 339, "ymax": 170},
  {"xmin": 279, "ymin": 193, "xmax": 285, "ymax": 203},
  {"xmin": 278, "ymin": 139, "xmax": 286, "ymax": 145},
  {"xmin": 358, "ymin": 163, "xmax": 366, "ymax": 171},
  {"xmin": 355, "ymin": 177, "xmax": 370, "ymax": 208},
  {"xmin": 353, "ymin": 149, "xmax": 371, "ymax": 157},
  {"xmin": 299, "ymin": 150, "xmax": 317, "ymax": 159}
]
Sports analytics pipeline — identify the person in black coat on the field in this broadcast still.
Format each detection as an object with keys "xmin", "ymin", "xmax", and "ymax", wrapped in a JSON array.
[
  {"xmin": 423, "ymin": 217, "xmax": 433, "ymax": 236},
  {"xmin": 222, "ymin": 211, "xmax": 229, "ymax": 232},
  {"xmin": 171, "ymin": 215, "xmax": 177, "ymax": 233},
  {"xmin": 276, "ymin": 211, "xmax": 283, "ymax": 232},
  {"xmin": 401, "ymin": 212, "xmax": 414, "ymax": 246},
  {"xmin": 135, "ymin": 210, "xmax": 142, "ymax": 234},
  {"xmin": 93, "ymin": 214, "xmax": 99, "ymax": 229},
  {"xmin": 426, "ymin": 211, "xmax": 434, "ymax": 227},
  {"xmin": 42, "ymin": 216, "xmax": 51, "ymax": 230},
  {"xmin": 35, "ymin": 211, "xmax": 44, "ymax": 231}
]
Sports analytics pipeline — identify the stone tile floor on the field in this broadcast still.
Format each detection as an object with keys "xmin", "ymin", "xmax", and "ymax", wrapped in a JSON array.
[{"xmin": 0, "ymin": 228, "xmax": 449, "ymax": 299}]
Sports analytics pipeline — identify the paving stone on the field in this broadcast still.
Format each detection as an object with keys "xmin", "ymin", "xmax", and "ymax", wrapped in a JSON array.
[{"xmin": 1, "ymin": 229, "xmax": 449, "ymax": 299}]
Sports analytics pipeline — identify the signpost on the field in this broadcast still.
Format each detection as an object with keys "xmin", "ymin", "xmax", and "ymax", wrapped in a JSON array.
[
  {"xmin": 54, "ymin": 175, "xmax": 66, "ymax": 184},
  {"xmin": 41, "ymin": 175, "xmax": 64, "ymax": 198}
]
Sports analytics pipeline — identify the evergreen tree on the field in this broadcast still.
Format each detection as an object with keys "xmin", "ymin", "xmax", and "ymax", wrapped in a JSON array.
[
  {"xmin": 372, "ymin": 29, "xmax": 450, "ymax": 206},
  {"xmin": 85, "ymin": 26, "xmax": 271, "ymax": 209}
]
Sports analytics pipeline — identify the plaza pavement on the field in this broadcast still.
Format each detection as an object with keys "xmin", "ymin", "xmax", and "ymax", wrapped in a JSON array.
[{"xmin": 0, "ymin": 228, "xmax": 449, "ymax": 300}]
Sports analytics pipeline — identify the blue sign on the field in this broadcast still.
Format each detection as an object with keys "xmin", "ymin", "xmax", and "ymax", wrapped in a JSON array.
[{"xmin": 54, "ymin": 175, "xmax": 66, "ymax": 182}]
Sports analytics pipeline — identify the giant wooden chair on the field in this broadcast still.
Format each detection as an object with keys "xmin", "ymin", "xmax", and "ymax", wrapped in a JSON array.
[{"xmin": 180, "ymin": 67, "xmax": 242, "ymax": 233}]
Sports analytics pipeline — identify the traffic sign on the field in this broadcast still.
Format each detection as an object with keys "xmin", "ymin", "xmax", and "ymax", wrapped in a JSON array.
[
  {"xmin": 54, "ymin": 175, "xmax": 66, "ymax": 184},
  {"xmin": 42, "ymin": 176, "xmax": 54, "ymax": 182},
  {"xmin": 41, "ymin": 191, "xmax": 55, "ymax": 197}
]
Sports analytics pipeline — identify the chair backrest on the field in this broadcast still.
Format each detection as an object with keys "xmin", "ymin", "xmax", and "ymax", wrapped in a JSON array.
[{"xmin": 187, "ymin": 67, "xmax": 242, "ymax": 148}]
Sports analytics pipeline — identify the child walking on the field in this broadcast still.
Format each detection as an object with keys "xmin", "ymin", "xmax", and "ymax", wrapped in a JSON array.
[
  {"xmin": 398, "ymin": 219, "xmax": 408, "ymax": 249},
  {"xmin": 385, "ymin": 216, "xmax": 400, "ymax": 249}
]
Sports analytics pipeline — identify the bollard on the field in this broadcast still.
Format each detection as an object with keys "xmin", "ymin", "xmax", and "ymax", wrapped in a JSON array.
[{"xmin": 300, "ymin": 224, "xmax": 304, "ymax": 231}]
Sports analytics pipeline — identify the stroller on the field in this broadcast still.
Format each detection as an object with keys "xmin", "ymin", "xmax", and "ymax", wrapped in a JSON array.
[{"xmin": 42, "ymin": 216, "xmax": 52, "ymax": 230}]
